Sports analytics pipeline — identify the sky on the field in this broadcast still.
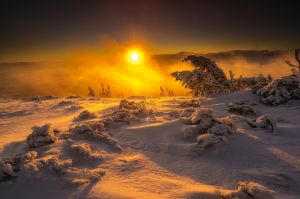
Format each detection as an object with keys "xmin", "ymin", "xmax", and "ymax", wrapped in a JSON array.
[{"xmin": 0, "ymin": 0, "xmax": 299, "ymax": 61}]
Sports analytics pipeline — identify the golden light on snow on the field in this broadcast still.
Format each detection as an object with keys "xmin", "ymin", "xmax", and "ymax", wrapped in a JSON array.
[{"xmin": 126, "ymin": 49, "xmax": 143, "ymax": 64}]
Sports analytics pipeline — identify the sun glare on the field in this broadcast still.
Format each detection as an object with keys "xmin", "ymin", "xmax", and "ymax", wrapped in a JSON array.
[
  {"xmin": 127, "ymin": 49, "xmax": 143, "ymax": 64},
  {"xmin": 131, "ymin": 52, "xmax": 139, "ymax": 61}
]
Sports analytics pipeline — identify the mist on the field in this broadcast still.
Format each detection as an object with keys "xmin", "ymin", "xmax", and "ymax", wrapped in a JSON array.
[{"xmin": 0, "ymin": 43, "xmax": 295, "ymax": 98}]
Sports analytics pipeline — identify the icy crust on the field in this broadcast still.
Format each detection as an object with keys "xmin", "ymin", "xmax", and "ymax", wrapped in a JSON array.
[
  {"xmin": 26, "ymin": 124, "xmax": 58, "ymax": 148},
  {"xmin": 181, "ymin": 108, "xmax": 235, "ymax": 151},
  {"xmin": 221, "ymin": 181, "xmax": 274, "ymax": 199},
  {"xmin": 255, "ymin": 75, "xmax": 300, "ymax": 105},
  {"xmin": 227, "ymin": 100, "xmax": 257, "ymax": 116}
]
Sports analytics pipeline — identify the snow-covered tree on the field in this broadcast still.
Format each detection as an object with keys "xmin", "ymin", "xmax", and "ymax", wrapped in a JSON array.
[{"xmin": 171, "ymin": 56, "xmax": 229, "ymax": 96}]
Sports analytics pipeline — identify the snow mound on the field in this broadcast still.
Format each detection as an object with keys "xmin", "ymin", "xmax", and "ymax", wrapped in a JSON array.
[
  {"xmin": 247, "ymin": 114, "xmax": 277, "ymax": 133},
  {"xmin": 255, "ymin": 75, "xmax": 300, "ymax": 105},
  {"xmin": 70, "ymin": 122, "xmax": 122, "ymax": 151},
  {"xmin": 74, "ymin": 110, "xmax": 96, "ymax": 121},
  {"xmin": 26, "ymin": 124, "xmax": 58, "ymax": 148},
  {"xmin": 181, "ymin": 108, "xmax": 235, "ymax": 151},
  {"xmin": 197, "ymin": 134, "xmax": 225, "ymax": 148},
  {"xmin": 190, "ymin": 108, "xmax": 214, "ymax": 126},
  {"xmin": 222, "ymin": 181, "xmax": 274, "ymax": 199},
  {"xmin": 227, "ymin": 100, "xmax": 257, "ymax": 116}
]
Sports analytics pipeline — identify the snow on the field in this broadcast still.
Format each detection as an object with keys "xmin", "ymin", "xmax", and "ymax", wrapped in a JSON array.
[{"xmin": 0, "ymin": 92, "xmax": 300, "ymax": 198}]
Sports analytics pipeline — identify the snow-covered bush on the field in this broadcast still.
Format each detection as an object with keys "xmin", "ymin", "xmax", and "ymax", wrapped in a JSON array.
[
  {"xmin": 181, "ymin": 108, "xmax": 235, "ymax": 150},
  {"xmin": 0, "ymin": 159, "xmax": 17, "ymax": 179},
  {"xmin": 104, "ymin": 100, "xmax": 152, "ymax": 124},
  {"xmin": 40, "ymin": 156, "xmax": 73, "ymax": 173},
  {"xmin": 247, "ymin": 114, "xmax": 277, "ymax": 133},
  {"xmin": 236, "ymin": 74, "xmax": 272, "ymax": 91},
  {"xmin": 182, "ymin": 125, "xmax": 204, "ymax": 141},
  {"xmin": 171, "ymin": 56, "xmax": 229, "ymax": 96},
  {"xmin": 27, "ymin": 124, "xmax": 58, "ymax": 148},
  {"xmin": 70, "ymin": 122, "xmax": 122, "ymax": 151},
  {"xmin": 196, "ymin": 134, "xmax": 225, "ymax": 148},
  {"xmin": 0, "ymin": 151, "xmax": 38, "ymax": 179},
  {"xmin": 71, "ymin": 143, "xmax": 93, "ymax": 157},
  {"xmin": 227, "ymin": 100, "xmax": 257, "ymax": 116},
  {"xmin": 190, "ymin": 108, "xmax": 214, "ymax": 126},
  {"xmin": 254, "ymin": 75, "xmax": 300, "ymax": 105},
  {"xmin": 253, "ymin": 49, "xmax": 300, "ymax": 105},
  {"xmin": 119, "ymin": 100, "xmax": 150, "ymax": 116},
  {"xmin": 179, "ymin": 100, "xmax": 201, "ymax": 108},
  {"xmin": 0, "ymin": 150, "xmax": 73, "ymax": 180},
  {"xmin": 179, "ymin": 108, "xmax": 196, "ymax": 118},
  {"xmin": 222, "ymin": 181, "xmax": 273, "ymax": 199},
  {"xmin": 74, "ymin": 110, "xmax": 96, "ymax": 121}
]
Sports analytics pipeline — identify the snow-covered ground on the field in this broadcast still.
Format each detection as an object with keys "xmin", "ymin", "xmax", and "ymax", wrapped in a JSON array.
[{"xmin": 0, "ymin": 91, "xmax": 300, "ymax": 199}]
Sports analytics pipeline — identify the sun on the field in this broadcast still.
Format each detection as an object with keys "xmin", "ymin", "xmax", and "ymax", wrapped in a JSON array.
[
  {"xmin": 126, "ymin": 49, "xmax": 143, "ymax": 64},
  {"xmin": 131, "ymin": 52, "xmax": 139, "ymax": 61}
]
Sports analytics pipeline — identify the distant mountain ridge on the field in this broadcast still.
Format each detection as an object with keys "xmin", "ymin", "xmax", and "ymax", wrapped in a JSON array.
[{"xmin": 152, "ymin": 50, "xmax": 292, "ymax": 66}]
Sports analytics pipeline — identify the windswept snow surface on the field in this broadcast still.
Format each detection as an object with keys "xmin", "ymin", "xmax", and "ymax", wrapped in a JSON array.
[{"xmin": 0, "ymin": 92, "xmax": 300, "ymax": 199}]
